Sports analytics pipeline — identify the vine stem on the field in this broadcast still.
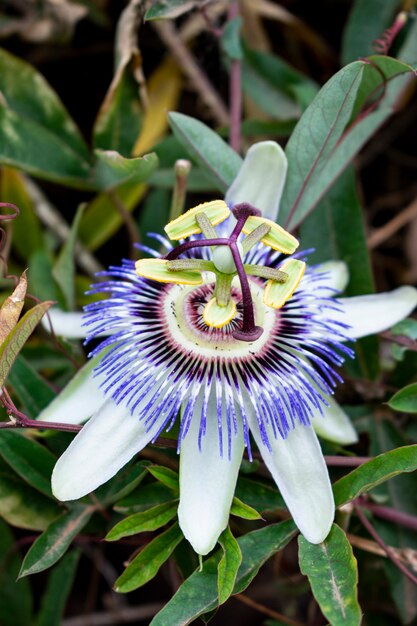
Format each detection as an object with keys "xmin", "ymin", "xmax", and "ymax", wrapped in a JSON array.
[
  {"xmin": 0, "ymin": 387, "xmax": 81, "ymax": 433},
  {"xmin": 359, "ymin": 499, "xmax": 417, "ymax": 533},
  {"xmin": 228, "ymin": 0, "xmax": 242, "ymax": 153},
  {"xmin": 355, "ymin": 503, "xmax": 417, "ymax": 587}
]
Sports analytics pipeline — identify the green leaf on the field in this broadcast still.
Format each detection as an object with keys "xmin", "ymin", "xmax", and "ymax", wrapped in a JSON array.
[
  {"xmin": 28, "ymin": 250, "xmax": 63, "ymax": 306},
  {"xmin": 389, "ymin": 319, "xmax": 417, "ymax": 361},
  {"xmin": 0, "ymin": 430, "xmax": 56, "ymax": 497},
  {"xmin": 230, "ymin": 497, "xmax": 262, "ymax": 521},
  {"xmin": 138, "ymin": 187, "xmax": 171, "ymax": 250},
  {"xmin": 298, "ymin": 524, "xmax": 361, "ymax": 626},
  {"xmin": 341, "ymin": 0, "xmax": 398, "ymax": 64},
  {"xmin": 0, "ymin": 104, "xmax": 91, "ymax": 188},
  {"xmin": 242, "ymin": 46, "xmax": 318, "ymax": 116},
  {"xmin": 0, "ymin": 474, "xmax": 61, "ymax": 531},
  {"xmin": 0, "ymin": 519, "xmax": 33, "ymax": 626},
  {"xmin": 0, "ymin": 168, "xmax": 44, "ymax": 261},
  {"xmin": 145, "ymin": 0, "xmax": 197, "ymax": 21},
  {"xmin": 235, "ymin": 475, "xmax": 285, "ymax": 512},
  {"xmin": 333, "ymin": 445, "xmax": 417, "ymax": 506},
  {"xmin": 221, "ymin": 16, "xmax": 243, "ymax": 61},
  {"xmin": 106, "ymin": 500, "xmax": 178, "ymax": 541},
  {"xmin": 8, "ymin": 355, "xmax": 56, "ymax": 418},
  {"xmin": 150, "ymin": 520, "xmax": 297, "ymax": 625},
  {"xmin": 114, "ymin": 521, "xmax": 183, "ymax": 593},
  {"xmin": 96, "ymin": 461, "xmax": 150, "ymax": 505},
  {"xmin": 53, "ymin": 204, "xmax": 85, "ymax": 311},
  {"xmin": 168, "ymin": 112, "xmax": 242, "ymax": 192},
  {"xmin": 0, "ymin": 48, "xmax": 89, "ymax": 159},
  {"xmin": 391, "ymin": 318, "xmax": 417, "ymax": 340},
  {"xmin": 90, "ymin": 149, "xmax": 158, "ymax": 191},
  {"xmin": 0, "ymin": 301, "xmax": 53, "ymax": 388},
  {"xmin": 300, "ymin": 167, "xmax": 374, "ymax": 296},
  {"xmin": 93, "ymin": 58, "xmax": 143, "ymax": 156},
  {"xmin": 149, "ymin": 167, "xmax": 215, "ymax": 192},
  {"xmin": 217, "ymin": 527, "xmax": 242, "ymax": 605},
  {"xmin": 19, "ymin": 505, "xmax": 94, "ymax": 577},
  {"xmin": 147, "ymin": 465, "xmax": 179, "ymax": 491},
  {"xmin": 78, "ymin": 178, "xmax": 146, "ymax": 251},
  {"xmin": 388, "ymin": 383, "xmax": 417, "ymax": 413},
  {"xmin": 114, "ymin": 481, "xmax": 176, "ymax": 514},
  {"xmin": 35, "ymin": 550, "xmax": 80, "ymax": 626},
  {"xmin": 280, "ymin": 61, "xmax": 364, "ymax": 228},
  {"xmin": 300, "ymin": 166, "xmax": 378, "ymax": 379},
  {"xmin": 368, "ymin": 420, "xmax": 417, "ymax": 623},
  {"xmin": 280, "ymin": 57, "xmax": 413, "ymax": 230}
]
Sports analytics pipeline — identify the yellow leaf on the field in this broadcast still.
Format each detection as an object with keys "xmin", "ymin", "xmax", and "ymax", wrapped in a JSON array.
[{"xmin": 133, "ymin": 58, "xmax": 182, "ymax": 156}]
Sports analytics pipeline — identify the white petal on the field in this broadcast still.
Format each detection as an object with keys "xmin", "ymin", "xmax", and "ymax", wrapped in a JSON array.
[
  {"xmin": 313, "ymin": 397, "xmax": 358, "ymax": 445},
  {"xmin": 41, "ymin": 308, "xmax": 88, "ymax": 339},
  {"xmin": 52, "ymin": 398, "xmax": 159, "ymax": 501},
  {"xmin": 315, "ymin": 261, "xmax": 349, "ymax": 296},
  {"xmin": 225, "ymin": 141, "xmax": 287, "ymax": 222},
  {"xmin": 248, "ymin": 417, "xmax": 334, "ymax": 544},
  {"xmin": 337, "ymin": 286, "xmax": 417, "ymax": 339},
  {"xmin": 178, "ymin": 390, "xmax": 244, "ymax": 555},
  {"xmin": 37, "ymin": 356, "xmax": 106, "ymax": 425}
]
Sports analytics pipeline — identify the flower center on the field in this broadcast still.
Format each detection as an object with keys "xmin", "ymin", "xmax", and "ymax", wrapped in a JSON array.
[
  {"xmin": 136, "ymin": 200, "xmax": 305, "ymax": 343},
  {"xmin": 162, "ymin": 278, "xmax": 278, "ymax": 357}
]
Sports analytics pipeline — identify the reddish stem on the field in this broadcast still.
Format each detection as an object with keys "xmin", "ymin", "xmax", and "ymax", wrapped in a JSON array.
[
  {"xmin": 355, "ymin": 504, "xmax": 417, "ymax": 587},
  {"xmin": 325, "ymin": 456, "xmax": 371, "ymax": 467},
  {"xmin": 0, "ymin": 387, "xmax": 81, "ymax": 433},
  {"xmin": 228, "ymin": 1, "xmax": 242, "ymax": 153},
  {"xmin": 360, "ymin": 500, "xmax": 417, "ymax": 533}
]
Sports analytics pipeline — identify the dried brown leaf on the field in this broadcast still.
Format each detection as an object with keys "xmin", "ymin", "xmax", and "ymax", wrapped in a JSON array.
[{"xmin": 0, "ymin": 271, "xmax": 27, "ymax": 345}]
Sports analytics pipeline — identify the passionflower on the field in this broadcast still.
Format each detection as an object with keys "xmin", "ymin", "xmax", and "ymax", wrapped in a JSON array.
[{"xmin": 39, "ymin": 142, "xmax": 417, "ymax": 554}]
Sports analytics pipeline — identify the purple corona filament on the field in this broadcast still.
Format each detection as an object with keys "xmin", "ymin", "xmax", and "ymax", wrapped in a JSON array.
[{"xmin": 164, "ymin": 203, "xmax": 264, "ymax": 341}]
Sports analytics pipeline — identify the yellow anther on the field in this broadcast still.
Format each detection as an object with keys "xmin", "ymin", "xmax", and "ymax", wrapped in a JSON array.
[
  {"xmin": 242, "ymin": 216, "xmax": 299, "ymax": 254},
  {"xmin": 135, "ymin": 258, "xmax": 203, "ymax": 285},
  {"xmin": 203, "ymin": 297, "xmax": 237, "ymax": 328},
  {"xmin": 263, "ymin": 259, "xmax": 306, "ymax": 309},
  {"xmin": 164, "ymin": 200, "xmax": 230, "ymax": 241}
]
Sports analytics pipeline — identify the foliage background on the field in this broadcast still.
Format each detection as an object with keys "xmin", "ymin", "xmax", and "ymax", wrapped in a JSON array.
[{"xmin": 0, "ymin": 1, "xmax": 417, "ymax": 625}]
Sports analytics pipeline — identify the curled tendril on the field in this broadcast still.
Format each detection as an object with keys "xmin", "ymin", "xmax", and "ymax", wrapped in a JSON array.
[{"xmin": 0, "ymin": 202, "xmax": 20, "ymax": 284}]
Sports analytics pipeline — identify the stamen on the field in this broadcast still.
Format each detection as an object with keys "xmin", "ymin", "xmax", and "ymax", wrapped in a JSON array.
[
  {"xmin": 245, "ymin": 265, "xmax": 288, "ymax": 282},
  {"xmin": 242, "ymin": 223, "xmax": 271, "ymax": 254},
  {"xmin": 164, "ymin": 200, "xmax": 230, "ymax": 240},
  {"xmin": 167, "ymin": 259, "xmax": 215, "ymax": 272},
  {"xmin": 195, "ymin": 212, "xmax": 218, "ymax": 240},
  {"xmin": 136, "ymin": 258, "xmax": 203, "ymax": 285},
  {"xmin": 263, "ymin": 258, "xmax": 306, "ymax": 309},
  {"xmin": 242, "ymin": 215, "xmax": 299, "ymax": 254}
]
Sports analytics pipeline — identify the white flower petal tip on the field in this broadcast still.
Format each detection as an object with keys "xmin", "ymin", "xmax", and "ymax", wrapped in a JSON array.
[
  {"xmin": 338, "ymin": 286, "xmax": 417, "ymax": 340},
  {"xmin": 225, "ymin": 141, "xmax": 288, "ymax": 221},
  {"xmin": 52, "ymin": 398, "xmax": 159, "ymax": 501},
  {"xmin": 248, "ymin": 418, "xmax": 335, "ymax": 545},
  {"xmin": 41, "ymin": 308, "xmax": 88, "ymax": 339},
  {"xmin": 37, "ymin": 357, "xmax": 106, "ymax": 425},
  {"xmin": 316, "ymin": 261, "xmax": 349, "ymax": 295},
  {"xmin": 178, "ymin": 393, "xmax": 244, "ymax": 555},
  {"xmin": 313, "ymin": 397, "xmax": 359, "ymax": 446}
]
